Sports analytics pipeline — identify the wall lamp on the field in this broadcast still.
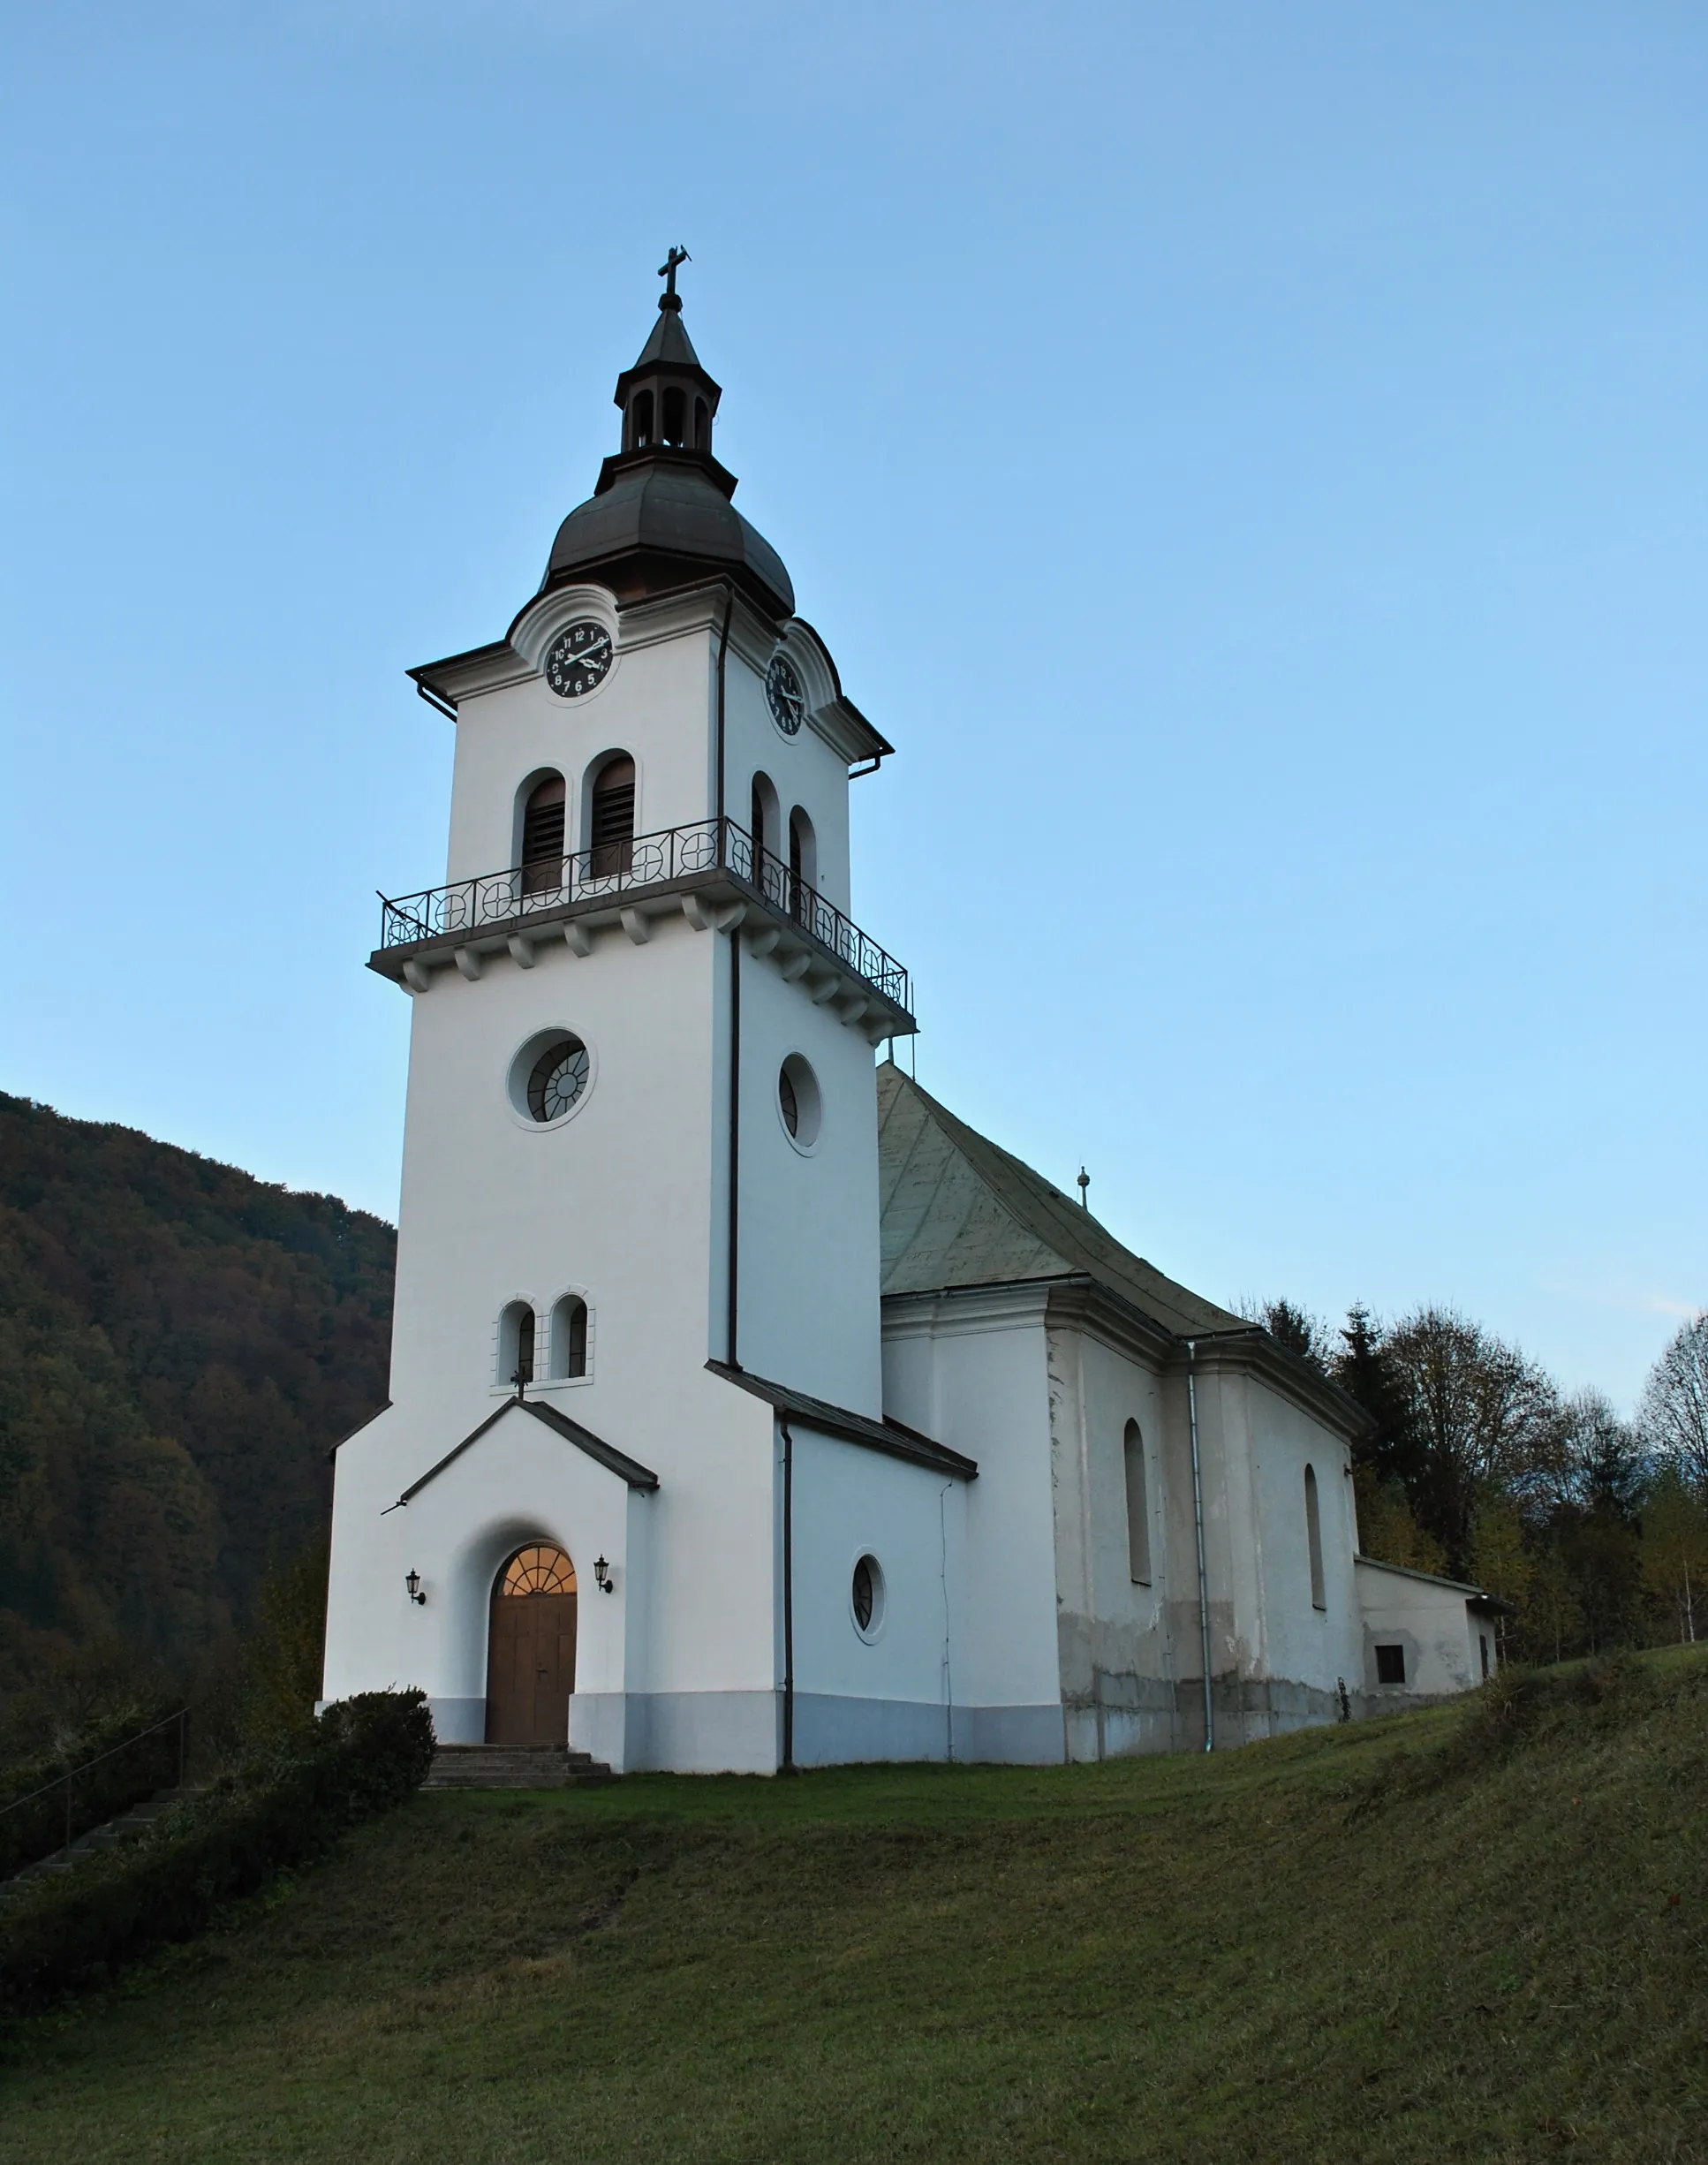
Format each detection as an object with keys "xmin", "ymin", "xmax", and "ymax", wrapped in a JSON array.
[
  {"xmin": 405, "ymin": 1570, "xmax": 427, "ymax": 1606},
  {"xmin": 593, "ymin": 1556, "xmax": 615, "ymax": 1594}
]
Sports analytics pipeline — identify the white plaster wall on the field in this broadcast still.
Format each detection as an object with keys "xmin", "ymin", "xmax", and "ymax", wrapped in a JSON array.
[
  {"xmin": 789, "ymin": 1427, "xmax": 959, "ymax": 1708},
  {"xmin": 881, "ymin": 1293, "xmax": 1063, "ymax": 1727},
  {"xmin": 1356, "ymin": 1559, "xmax": 1484, "ymax": 1699},
  {"xmin": 733, "ymin": 948, "xmax": 883, "ymax": 1413},
  {"xmin": 1239, "ymin": 1377, "xmax": 1364, "ymax": 1699},
  {"xmin": 1045, "ymin": 1324, "xmax": 1180, "ymax": 1756},
  {"xmin": 723, "ymin": 625, "xmax": 852, "ymax": 912}
]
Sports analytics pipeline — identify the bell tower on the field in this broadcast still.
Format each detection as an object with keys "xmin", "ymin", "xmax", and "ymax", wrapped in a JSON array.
[{"xmin": 321, "ymin": 258, "xmax": 919, "ymax": 1774}]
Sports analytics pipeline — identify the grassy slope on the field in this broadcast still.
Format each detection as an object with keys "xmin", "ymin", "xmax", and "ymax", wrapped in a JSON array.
[{"xmin": 4, "ymin": 1652, "xmax": 1705, "ymax": 2165}]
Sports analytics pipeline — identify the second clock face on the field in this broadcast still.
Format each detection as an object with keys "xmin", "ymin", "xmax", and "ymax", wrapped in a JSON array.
[
  {"xmin": 767, "ymin": 654, "xmax": 805, "ymax": 735},
  {"xmin": 545, "ymin": 621, "xmax": 614, "ymax": 699}
]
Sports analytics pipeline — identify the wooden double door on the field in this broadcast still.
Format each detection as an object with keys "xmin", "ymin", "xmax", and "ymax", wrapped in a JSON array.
[{"xmin": 485, "ymin": 1547, "xmax": 578, "ymax": 1744}]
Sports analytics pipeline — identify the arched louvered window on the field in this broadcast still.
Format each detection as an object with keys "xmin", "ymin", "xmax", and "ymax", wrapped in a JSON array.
[
  {"xmin": 631, "ymin": 390, "xmax": 654, "ymax": 449},
  {"xmin": 549, "ymin": 1295, "xmax": 588, "ymax": 1381},
  {"xmin": 750, "ymin": 771, "xmax": 778, "ymax": 866},
  {"xmin": 1304, "ymin": 1464, "xmax": 1326, "ymax": 1610},
  {"xmin": 519, "ymin": 774, "xmax": 566, "ymax": 897},
  {"xmin": 587, "ymin": 754, "xmax": 635, "ymax": 878},
  {"xmin": 788, "ymin": 807, "xmax": 816, "ymax": 925},
  {"xmin": 498, "ymin": 1302, "xmax": 535, "ymax": 1389},
  {"xmin": 1123, "ymin": 1419, "xmax": 1152, "ymax": 1586},
  {"xmin": 662, "ymin": 385, "xmax": 687, "ymax": 446}
]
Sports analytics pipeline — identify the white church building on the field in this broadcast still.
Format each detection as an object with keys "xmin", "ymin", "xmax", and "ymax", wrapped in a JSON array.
[{"xmin": 321, "ymin": 264, "xmax": 1500, "ymax": 1772}]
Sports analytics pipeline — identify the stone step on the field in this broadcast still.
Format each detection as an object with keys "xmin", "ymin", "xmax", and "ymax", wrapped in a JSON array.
[
  {"xmin": 423, "ymin": 1744, "xmax": 616, "ymax": 1790},
  {"xmin": 1, "ymin": 1786, "xmax": 202, "ymax": 1894}
]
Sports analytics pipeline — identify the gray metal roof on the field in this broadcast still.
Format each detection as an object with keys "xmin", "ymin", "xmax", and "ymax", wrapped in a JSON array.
[
  {"xmin": 543, "ymin": 461, "xmax": 794, "ymax": 617},
  {"xmin": 877, "ymin": 1064, "xmax": 1244, "ymax": 1339}
]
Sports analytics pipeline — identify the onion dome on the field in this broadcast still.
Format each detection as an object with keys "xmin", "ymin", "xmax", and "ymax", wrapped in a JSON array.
[{"xmin": 542, "ymin": 250, "xmax": 794, "ymax": 620}]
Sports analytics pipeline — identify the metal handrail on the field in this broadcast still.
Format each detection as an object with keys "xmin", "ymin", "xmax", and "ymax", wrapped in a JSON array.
[
  {"xmin": 1, "ymin": 1707, "xmax": 189, "ymax": 1854},
  {"xmin": 378, "ymin": 816, "xmax": 913, "ymax": 1015}
]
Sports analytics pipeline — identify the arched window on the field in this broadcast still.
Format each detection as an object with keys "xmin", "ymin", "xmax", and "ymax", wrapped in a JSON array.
[
  {"xmin": 499, "ymin": 1544, "xmax": 577, "ymax": 1596},
  {"xmin": 1123, "ymin": 1419, "xmax": 1152, "ymax": 1586},
  {"xmin": 630, "ymin": 389, "xmax": 654, "ymax": 449},
  {"xmin": 498, "ymin": 1301, "xmax": 535, "ymax": 1389},
  {"xmin": 750, "ymin": 770, "xmax": 779, "ymax": 867},
  {"xmin": 694, "ymin": 397, "xmax": 709, "ymax": 449},
  {"xmin": 518, "ymin": 774, "xmax": 566, "ymax": 897},
  {"xmin": 788, "ymin": 807, "xmax": 816, "ymax": 924},
  {"xmin": 1304, "ymin": 1464, "xmax": 1326, "ymax": 1610},
  {"xmin": 586, "ymin": 754, "xmax": 636, "ymax": 878},
  {"xmin": 662, "ymin": 385, "xmax": 687, "ymax": 446},
  {"xmin": 549, "ymin": 1294, "xmax": 588, "ymax": 1381}
]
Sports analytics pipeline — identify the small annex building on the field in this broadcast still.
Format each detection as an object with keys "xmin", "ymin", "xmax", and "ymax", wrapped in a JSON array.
[{"xmin": 321, "ymin": 264, "xmax": 1500, "ymax": 1771}]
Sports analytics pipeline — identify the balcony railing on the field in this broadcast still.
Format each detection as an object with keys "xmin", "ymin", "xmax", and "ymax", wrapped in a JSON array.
[{"xmin": 378, "ymin": 816, "xmax": 913, "ymax": 1016}]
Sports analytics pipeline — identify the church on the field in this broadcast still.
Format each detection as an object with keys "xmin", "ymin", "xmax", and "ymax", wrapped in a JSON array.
[{"xmin": 321, "ymin": 260, "xmax": 1500, "ymax": 1772}]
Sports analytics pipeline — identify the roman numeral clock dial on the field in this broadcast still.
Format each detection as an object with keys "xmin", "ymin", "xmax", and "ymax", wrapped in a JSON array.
[{"xmin": 544, "ymin": 620, "xmax": 614, "ymax": 698}]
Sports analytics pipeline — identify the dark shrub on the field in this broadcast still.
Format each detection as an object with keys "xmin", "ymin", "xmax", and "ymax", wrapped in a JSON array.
[{"xmin": 0, "ymin": 1689, "xmax": 435, "ymax": 2021}]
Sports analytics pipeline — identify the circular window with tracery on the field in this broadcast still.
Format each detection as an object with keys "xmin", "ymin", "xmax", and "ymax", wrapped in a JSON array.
[
  {"xmin": 527, "ymin": 1037, "xmax": 589, "ymax": 1123},
  {"xmin": 500, "ymin": 1544, "xmax": 578, "ymax": 1596},
  {"xmin": 851, "ymin": 1553, "xmax": 885, "ymax": 1639}
]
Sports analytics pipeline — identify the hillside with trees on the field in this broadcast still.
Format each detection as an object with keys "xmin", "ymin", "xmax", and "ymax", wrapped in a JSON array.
[{"xmin": 0, "ymin": 1094, "xmax": 393, "ymax": 1701}]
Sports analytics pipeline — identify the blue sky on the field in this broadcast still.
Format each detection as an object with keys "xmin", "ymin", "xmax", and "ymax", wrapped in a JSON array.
[{"xmin": 3, "ymin": 2, "xmax": 1703, "ymax": 1408}]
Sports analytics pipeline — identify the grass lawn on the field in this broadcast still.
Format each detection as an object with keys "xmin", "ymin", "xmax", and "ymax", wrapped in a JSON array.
[{"xmin": 3, "ymin": 1650, "xmax": 1704, "ymax": 2163}]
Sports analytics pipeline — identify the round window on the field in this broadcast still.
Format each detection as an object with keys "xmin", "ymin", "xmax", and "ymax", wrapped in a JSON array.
[
  {"xmin": 778, "ymin": 1053, "xmax": 821, "ymax": 1149},
  {"xmin": 851, "ymin": 1554, "xmax": 885, "ymax": 1639},
  {"xmin": 508, "ymin": 1030, "xmax": 593, "ymax": 1126}
]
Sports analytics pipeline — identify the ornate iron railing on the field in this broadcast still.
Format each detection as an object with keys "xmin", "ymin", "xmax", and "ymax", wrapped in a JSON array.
[{"xmin": 379, "ymin": 817, "xmax": 912, "ymax": 1014}]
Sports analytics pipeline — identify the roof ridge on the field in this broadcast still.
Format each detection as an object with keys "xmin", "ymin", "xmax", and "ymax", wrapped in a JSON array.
[{"xmin": 875, "ymin": 1063, "xmax": 1245, "ymax": 1338}]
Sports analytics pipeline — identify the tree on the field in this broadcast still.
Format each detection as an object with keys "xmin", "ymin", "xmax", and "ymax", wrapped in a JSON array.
[
  {"xmin": 1332, "ymin": 1305, "xmax": 1427, "ymax": 1495},
  {"xmin": 1637, "ymin": 1314, "xmax": 1708, "ymax": 1492},
  {"xmin": 1641, "ymin": 1465, "xmax": 1708, "ymax": 1644},
  {"xmin": 1383, "ymin": 1307, "xmax": 1567, "ymax": 1573},
  {"xmin": 1470, "ymin": 1495, "xmax": 1532, "ymax": 1657},
  {"xmin": 1559, "ymin": 1389, "xmax": 1645, "ymax": 1519},
  {"xmin": 1244, "ymin": 1298, "xmax": 1334, "ymax": 1377},
  {"xmin": 1354, "ymin": 1469, "xmax": 1447, "ymax": 1576},
  {"xmin": 1526, "ymin": 1542, "xmax": 1583, "ymax": 1665}
]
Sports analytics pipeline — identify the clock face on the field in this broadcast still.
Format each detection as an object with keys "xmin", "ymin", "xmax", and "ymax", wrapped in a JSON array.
[
  {"xmin": 766, "ymin": 654, "xmax": 805, "ymax": 736},
  {"xmin": 544, "ymin": 620, "xmax": 614, "ymax": 699}
]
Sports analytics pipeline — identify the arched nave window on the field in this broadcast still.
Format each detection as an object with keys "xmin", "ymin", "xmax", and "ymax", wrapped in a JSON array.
[
  {"xmin": 586, "ymin": 753, "xmax": 636, "ymax": 878},
  {"xmin": 1304, "ymin": 1464, "xmax": 1326, "ymax": 1610},
  {"xmin": 1122, "ymin": 1419, "xmax": 1152, "ymax": 1586},
  {"xmin": 498, "ymin": 1302, "xmax": 535, "ymax": 1389},
  {"xmin": 549, "ymin": 1294, "xmax": 589, "ymax": 1381},
  {"xmin": 518, "ymin": 774, "xmax": 566, "ymax": 897}
]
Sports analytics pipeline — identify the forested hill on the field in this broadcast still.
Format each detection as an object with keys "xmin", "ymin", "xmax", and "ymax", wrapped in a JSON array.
[{"xmin": 0, "ymin": 1094, "xmax": 393, "ymax": 1690}]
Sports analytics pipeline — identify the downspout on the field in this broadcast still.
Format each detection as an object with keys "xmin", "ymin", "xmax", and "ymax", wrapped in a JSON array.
[
  {"xmin": 1186, "ymin": 1340, "xmax": 1214, "ymax": 1752},
  {"xmin": 781, "ymin": 1419, "xmax": 795, "ymax": 1772},
  {"xmin": 714, "ymin": 585, "xmax": 740, "ymax": 1370},
  {"xmin": 714, "ymin": 582, "xmax": 734, "ymax": 822}
]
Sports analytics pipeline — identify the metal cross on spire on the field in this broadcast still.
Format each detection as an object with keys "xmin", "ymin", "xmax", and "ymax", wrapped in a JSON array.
[{"xmin": 658, "ymin": 245, "xmax": 691, "ymax": 303}]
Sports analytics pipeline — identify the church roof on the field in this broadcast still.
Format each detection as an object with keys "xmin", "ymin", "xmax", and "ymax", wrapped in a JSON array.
[
  {"xmin": 876, "ymin": 1064, "xmax": 1245, "ymax": 1340},
  {"xmin": 543, "ymin": 462, "xmax": 794, "ymax": 617}
]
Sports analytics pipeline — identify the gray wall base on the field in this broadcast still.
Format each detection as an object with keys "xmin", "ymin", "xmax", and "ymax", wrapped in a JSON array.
[{"xmin": 425, "ymin": 1697, "xmax": 487, "ymax": 1745}]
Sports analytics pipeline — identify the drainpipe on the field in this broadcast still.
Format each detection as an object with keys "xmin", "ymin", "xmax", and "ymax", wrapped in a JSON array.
[
  {"xmin": 715, "ymin": 585, "xmax": 740, "ymax": 1370},
  {"xmin": 1186, "ymin": 1340, "xmax": 1214, "ymax": 1752},
  {"xmin": 781, "ymin": 1419, "xmax": 795, "ymax": 1773}
]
